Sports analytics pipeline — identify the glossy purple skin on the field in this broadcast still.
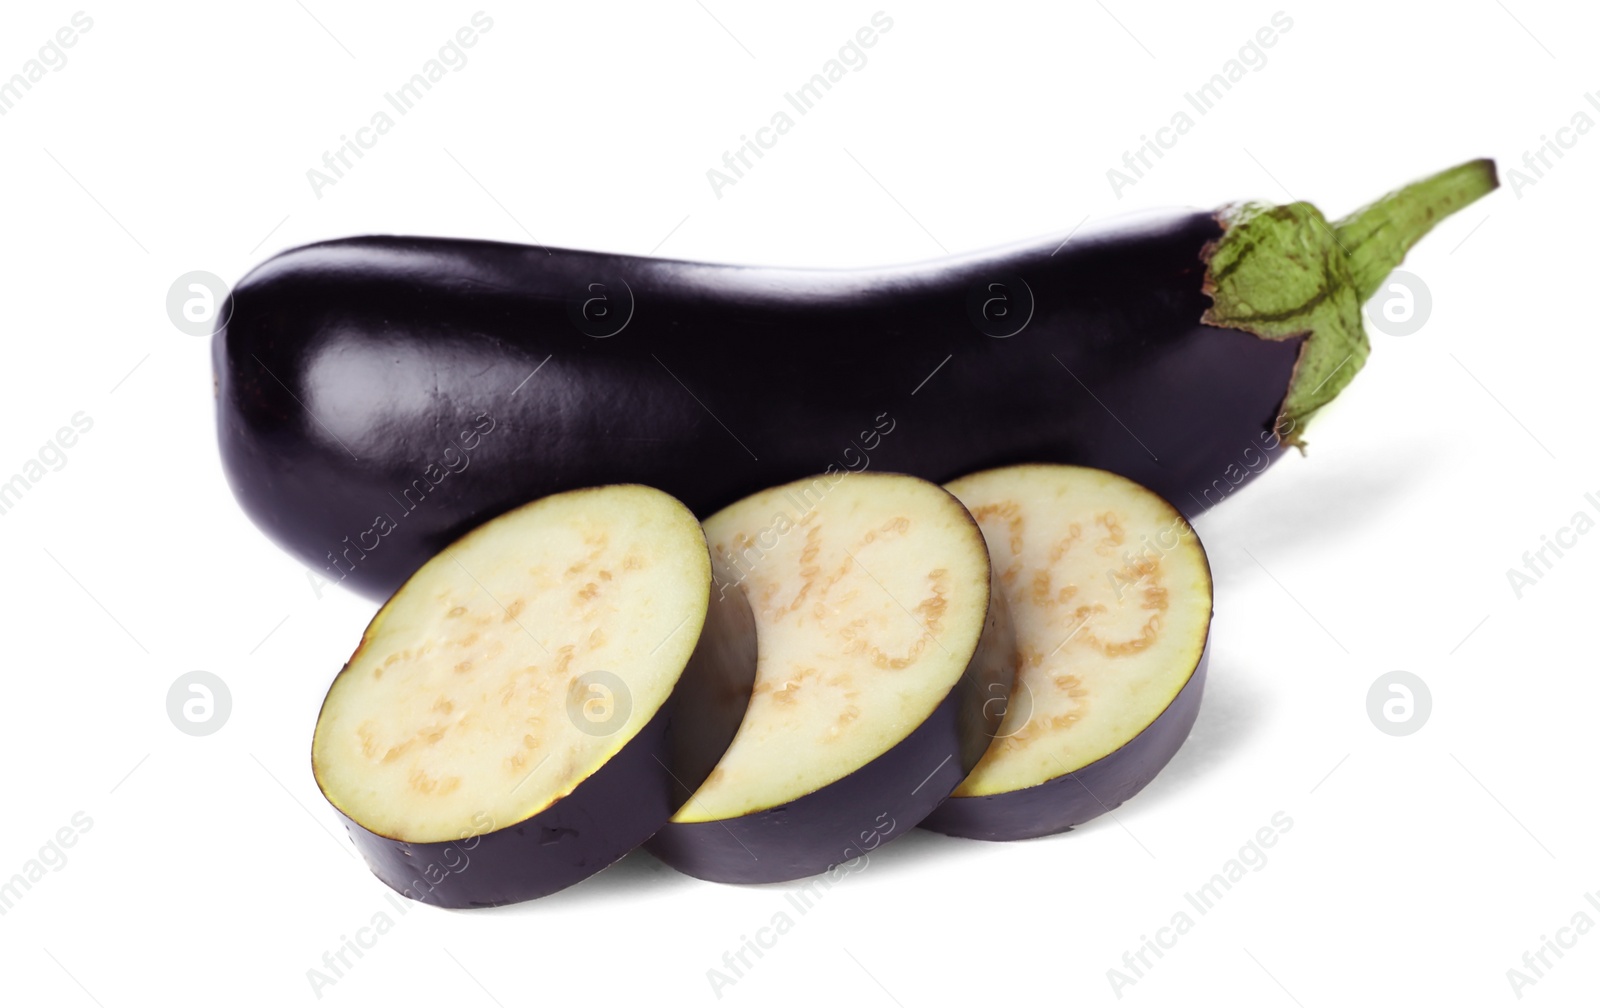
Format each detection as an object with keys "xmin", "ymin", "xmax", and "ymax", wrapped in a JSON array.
[
  {"xmin": 215, "ymin": 211, "xmax": 1301, "ymax": 599},
  {"xmin": 920, "ymin": 639, "xmax": 1209, "ymax": 842},
  {"xmin": 340, "ymin": 698, "xmax": 678, "ymax": 908},
  {"xmin": 323, "ymin": 553, "xmax": 756, "ymax": 908},
  {"xmin": 645, "ymin": 686, "xmax": 965, "ymax": 884},
  {"xmin": 646, "ymin": 557, "xmax": 1015, "ymax": 884}
]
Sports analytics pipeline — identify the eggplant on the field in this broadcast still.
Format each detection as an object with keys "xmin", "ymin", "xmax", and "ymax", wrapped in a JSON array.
[
  {"xmin": 921, "ymin": 464, "xmax": 1211, "ymax": 841},
  {"xmin": 645, "ymin": 472, "xmax": 1014, "ymax": 883},
  {"xmin": 214, "ymin": 160, "xmax": 1496, "ymax": 599},
  {"xmin": 310, "ymin": 484, "xmax": 755, "ymax": 907}
]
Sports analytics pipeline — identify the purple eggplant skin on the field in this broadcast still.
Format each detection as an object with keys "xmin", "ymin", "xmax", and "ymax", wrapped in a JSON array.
[
  {"xmin": 920, "ymin": 640, "xmax": 1209, "ymax": 842},
  {"xmin": 646, "ymin": 553, "xmax": 1016, "ymax": 884},
  {"xmin": 217, "ymin": 161, "xmax": 1497, "ymax": 600},
  {"xmin": 328, "ymin": 554, "xmax": 756, "ymax": 909},
  {"xmin": 214, "ymin": 213, "xmax": 1296, "ymax": 599}
]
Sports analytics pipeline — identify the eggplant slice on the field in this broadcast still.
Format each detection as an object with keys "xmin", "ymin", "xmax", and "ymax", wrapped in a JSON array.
[
  {"xmin": 312, "ymin": 485, "xmax": 755, "ymax": 907},
  {"xmin": 922, "ymin": 464, "xmax": 1211, "ymax": 841},
  {"xmin": 648, "ymin": 472, "xmax": 1014, "ymax": 883}
]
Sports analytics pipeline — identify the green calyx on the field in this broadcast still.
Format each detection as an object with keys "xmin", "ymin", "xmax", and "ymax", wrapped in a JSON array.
[{"xmin": 1201, "ymin": 158, "xmax": 1499, "ymax": 445}]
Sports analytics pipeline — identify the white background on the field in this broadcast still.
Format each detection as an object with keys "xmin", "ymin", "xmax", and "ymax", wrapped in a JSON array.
[{"xmin": 0, "ymin": 1, "xmax": 1594, "ymax": 1005}]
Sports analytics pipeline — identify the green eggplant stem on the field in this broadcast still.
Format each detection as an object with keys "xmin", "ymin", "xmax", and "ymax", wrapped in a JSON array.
[
  {"xmin": 1335, "ymin": 159, "xmax": 1500, "ymax": 303},
  {"xmin": 1201, "ymin": 158, "xmax": 1499, "ymax": 444}
]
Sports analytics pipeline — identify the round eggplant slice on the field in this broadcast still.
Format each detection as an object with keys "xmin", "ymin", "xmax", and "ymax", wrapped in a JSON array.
[
  {"xmin": 922, "ymin": 464, "xmax": 1212, "ymax": 841},
  {"xmin": 647, "ymin": 472, "xmax": 1014, "ymax": 883},
  {"xmin": 311, "ymin": 484, "xmax": 755, "ymax": 907}
]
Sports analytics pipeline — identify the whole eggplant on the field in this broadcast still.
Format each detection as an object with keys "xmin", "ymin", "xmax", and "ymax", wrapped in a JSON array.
[{"xmin": 214, "ymin": 161, "xmax": 1496, "ymax": 598}]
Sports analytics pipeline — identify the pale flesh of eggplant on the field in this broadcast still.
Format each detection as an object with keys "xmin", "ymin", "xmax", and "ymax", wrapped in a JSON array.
[
  {"xmin": 311, "ymin": 484, "xmax": 755, "ymax": 906},
  {"xmin": 647, "ymin": 472, "xmax": 1014, "ymax": 882},
  {"xmin": 921, "ymin": 464, "xmax": 1211, "ymax": 841}
]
